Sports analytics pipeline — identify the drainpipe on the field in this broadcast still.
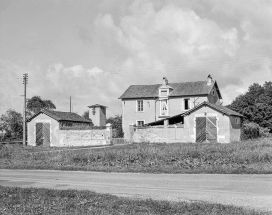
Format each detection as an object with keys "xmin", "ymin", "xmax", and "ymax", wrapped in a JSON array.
[{"xmin": 154, "ymin": 98, "xmax": 159, "ymax": 121}]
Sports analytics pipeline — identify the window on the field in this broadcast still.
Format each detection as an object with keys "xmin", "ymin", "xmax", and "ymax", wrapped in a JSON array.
[
  {"xmin": 160, "ymin": 89, "xmax": 168, "ymax": 97},
  {"xmin": 137, "ymin": 120, "xmax": 144, "ymax": 126},
  {"xmin": 137, "ymin": 100, "xmax": 143, "ymax": 112},
  {"xmin": 160, "ymin": 99, "xmax": 168, "ymax": 116},
  {"xmin": 235, "ymin": 117, "xmax": 239, "ymax": 124},
  {"xmin": 212, "ymin": 90, "xmax": 215, "ymax": 96},
  {"xmin": 184, "ymin": 99, "xmax": 190, "ymax": 110}
]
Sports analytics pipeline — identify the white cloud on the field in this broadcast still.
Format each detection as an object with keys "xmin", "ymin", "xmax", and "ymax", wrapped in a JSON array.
[{"xmin": 1, "ymin": 0, "xmax": 272, "ymax": 117}]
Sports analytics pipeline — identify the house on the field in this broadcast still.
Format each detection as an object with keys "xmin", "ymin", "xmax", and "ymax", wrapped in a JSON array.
[
  {"xmin": 27, "ymin": 110, "xmax": 92, "ymax": 146},
  {"xmin": 119, "ymin": 75, "xmax": 223, "ymax": 139}
]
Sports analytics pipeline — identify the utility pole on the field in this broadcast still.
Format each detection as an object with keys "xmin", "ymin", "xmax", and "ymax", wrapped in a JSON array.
[
  {"xmin": 70, "ymin": 96, "xmax": 71, "ymax": 112},
  {"xmin": 23, "ymin": 73, "xmax": 28, "ymax": 146}
]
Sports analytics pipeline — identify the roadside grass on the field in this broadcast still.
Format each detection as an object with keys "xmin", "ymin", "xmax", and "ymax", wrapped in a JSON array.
[
  {"xmin": 0, "ymin": 186, "xmax": 268, "ymax": 215},
  {"xmin": 0, "ymin": 138, "xmax": 272, "ymax": 174}
]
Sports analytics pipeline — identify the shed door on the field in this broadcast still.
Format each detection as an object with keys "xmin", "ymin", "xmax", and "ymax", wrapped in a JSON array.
[
  {"xmin": 196, "ymin": 116, "xmax": 217, "ymax": 143},
  {"xmin": 196, "ymin": 117, "xmax": 207, "ymax": 143},
  {"xmin": 206, "ymin": 117, "xmax": 217, "ymax": 143},
  {"xmin": 35, "ymin": 123, "xmax": 51, "ymax": 146}
]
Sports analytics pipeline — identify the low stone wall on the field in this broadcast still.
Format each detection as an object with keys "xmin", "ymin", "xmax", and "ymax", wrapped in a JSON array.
[
  {"xmin": 130, "ymin": 125, "xmax": 191, "ymax": 143},
  {"xmin": 55, "ymin": 125, "xmax": 112, "ymax": 147}
]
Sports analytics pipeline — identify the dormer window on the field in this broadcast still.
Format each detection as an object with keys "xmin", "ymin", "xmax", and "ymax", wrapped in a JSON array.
[{"xmin": 159, "ymin": 89, "xmax": 169, "ymax": 97}]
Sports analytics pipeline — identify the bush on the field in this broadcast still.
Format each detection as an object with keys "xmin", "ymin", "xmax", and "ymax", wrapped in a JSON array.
[
  {"xmin": 259, "ymin": 127, "xmax": 271, "ymax": 137},
  {"xmin": 241, "ymin": 123, "xmax": 260, "ymax": 140}
]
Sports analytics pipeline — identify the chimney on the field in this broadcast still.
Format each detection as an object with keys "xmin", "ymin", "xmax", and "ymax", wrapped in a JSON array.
[
  {"xmin": 88, "ymin": 104, "xmax": 107, "ymax": 126},
  {"xmin": 207, "ymin": 74, "xmax": 212, "ymax": 86},
  {"xmin": 162, "ymin": 77, "xmax": 168, "ymax": 85}
]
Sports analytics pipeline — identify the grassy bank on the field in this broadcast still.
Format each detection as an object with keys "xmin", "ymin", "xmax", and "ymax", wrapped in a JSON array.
[
  {"xmin": 0, "ymin": 138, "xmax": 272, "ymax": 174},
  {"xmin": 0, "ymin": 186, "xmax": 268, "ymax": 215}
]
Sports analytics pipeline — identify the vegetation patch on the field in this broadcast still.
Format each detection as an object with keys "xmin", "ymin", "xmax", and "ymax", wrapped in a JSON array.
[
  {"xmin": 0, "ymin": 186, "xmax": 268, "ymax": 215},
  {"xmin": 0, "ymin": 138, "xmax": 272, "ymax": 174}
]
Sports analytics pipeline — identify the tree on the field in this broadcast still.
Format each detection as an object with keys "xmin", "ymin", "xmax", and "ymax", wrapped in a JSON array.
[
  {"xmin": 227, "ymin": 81, "xmax": 272, "ymax": 132},
  {"xmin": 0, "ymin": 109, "xmax": 23, "ymax": 139},
  {"xmin": 107, "ymin": 115, "xmax": 124, "ymax": 138},
  {"xmin": 27, "ymin": 96, "xmax": 56, "ymax": 117},
  {"xmin": 82, "ymin": 110, "xmax": 93, "ymax": 126}
]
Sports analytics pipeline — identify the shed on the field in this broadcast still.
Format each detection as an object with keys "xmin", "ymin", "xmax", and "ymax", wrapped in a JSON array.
[
  {"xmin": 27, "ymin": 110, "xmax": 91, "ymax": 146},
  {"xmin": 145, "ymin": 101, "xmax": 244, "ymax": 143}
]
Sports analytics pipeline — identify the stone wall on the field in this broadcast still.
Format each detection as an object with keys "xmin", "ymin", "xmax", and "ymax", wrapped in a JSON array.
[{"xmin": 56, "ymin": 124, "xmax": 112, "ymax": 147}]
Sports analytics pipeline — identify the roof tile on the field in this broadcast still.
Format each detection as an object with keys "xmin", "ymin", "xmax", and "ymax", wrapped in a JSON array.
[{"xmin": 119, "ymin": 81, "xmax": 214, "ymax": 99}]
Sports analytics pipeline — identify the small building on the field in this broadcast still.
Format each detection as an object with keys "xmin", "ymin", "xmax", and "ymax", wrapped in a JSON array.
[
  {"xmin": 88, "ymin": 104, "xmax": 107, "ymax": 126},
  {"xmin": 27, "ymin": 110, "xmax": 92, "ymax": 146},
  {"xmin": 131, "ymin": 101, "xmax": 244, "ymax": 143}
]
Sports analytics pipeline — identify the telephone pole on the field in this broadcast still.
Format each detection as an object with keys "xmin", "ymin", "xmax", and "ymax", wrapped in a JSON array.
[{"xmin": 23, "ymin": 73, "xmax": 28, "ymax": 146}]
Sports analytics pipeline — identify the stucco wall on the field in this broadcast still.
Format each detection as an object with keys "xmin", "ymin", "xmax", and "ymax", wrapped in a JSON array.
[
  {"xmin": 122, "ymin": 98, "xmax": 160, "ymax": 139},
  {"xmin": 132, "ymin": 126, "xmax": 190, "ymax": 143},
  {"xmin": 229, "ymin": 116, "xmax": 242, "ymax": 142},
  {"xmin": 169, "ymin": 96, "xmax": 208, "ymax": 116},
  {"xmin": 27, "ymin": 113, "xmax": 59, "ymax": 146},
  {"xmin": 57, "ymin": 128, "xmax": 111, "ymax": 147}
]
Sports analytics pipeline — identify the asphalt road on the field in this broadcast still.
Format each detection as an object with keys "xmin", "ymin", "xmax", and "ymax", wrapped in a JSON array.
[{"xmin": 0, "ymin": 169, "xmax": 271, "ymax": 212}]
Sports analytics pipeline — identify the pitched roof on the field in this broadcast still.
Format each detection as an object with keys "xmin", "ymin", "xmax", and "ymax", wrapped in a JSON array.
[
  {"xmin": 27, "ymin": 110, "xmax": 92, "ymax": 123},
  {"xmin": 119, "ymin": 81, "xmax": 221, "ymax": 99},
  {"xmin": 183, "ymin": 101, "xmax": 244, "ymax": 117},
  {"xmin": 146, "ymin": 101, "xmax": 244, "ymax": 125},
  {"xmin": 88, "ymin": 104, "xmax": 107, "ymax": 108}
]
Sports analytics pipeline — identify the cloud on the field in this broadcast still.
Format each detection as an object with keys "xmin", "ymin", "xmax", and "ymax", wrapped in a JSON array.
[
  {"xmin": 91, "ymin": 0, "xmax": 272, "ymax": 105},
  {"xmin": 1, "ymin": 0, "xmax": 272, "ymax": 117}
]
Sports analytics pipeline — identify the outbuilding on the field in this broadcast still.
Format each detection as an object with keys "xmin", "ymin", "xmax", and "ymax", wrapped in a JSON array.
[
  {"xmin": 132, "ymin": 101, "xmax": 244, "ymax": 143},
  {"xmin": 27, "ymin": 110, "xmax": 91, "ymax": 146}
]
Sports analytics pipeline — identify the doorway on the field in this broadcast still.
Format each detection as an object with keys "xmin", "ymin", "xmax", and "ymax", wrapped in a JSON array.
[
  {"xmin": 196, "ymin": 116, "xmax": 217, "ymax": 143},
  {"xmin": 35, "ymin": 122, "xmax": 51, "ymax": 146}
]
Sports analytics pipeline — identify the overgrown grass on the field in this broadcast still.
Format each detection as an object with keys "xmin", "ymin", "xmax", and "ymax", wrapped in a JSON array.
[
  {"xmin": 1, "ymin": 138, "xmax": 272, "ymax": 174},
  {"xmin": 0, "ymin": 186, "xmax": 268, "ymax": 215}
]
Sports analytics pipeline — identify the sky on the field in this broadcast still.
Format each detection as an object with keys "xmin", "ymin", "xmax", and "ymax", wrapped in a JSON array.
[{"xmin": 0, "ymin": 0, "xmax": 272, "ymax": 117}]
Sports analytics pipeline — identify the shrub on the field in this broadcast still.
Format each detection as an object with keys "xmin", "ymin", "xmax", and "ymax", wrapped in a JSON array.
[
  {"xmin": 241, "ymin": 122, "xmax": 260, "ymax": 140},
  {"xmin": 259, "ymin": 127, "xmax": 271, "ymax": 137}
]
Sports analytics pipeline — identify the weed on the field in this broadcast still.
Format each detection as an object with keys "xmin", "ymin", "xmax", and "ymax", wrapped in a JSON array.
[{"xmin": 1, "ymin": 138, "xmax": 272, "ymax": 174}]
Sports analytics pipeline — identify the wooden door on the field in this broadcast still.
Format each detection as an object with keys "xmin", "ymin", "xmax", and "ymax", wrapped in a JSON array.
[
  {"xmin": 206, "ymin": 117, "xmax": 217, "ymax": 143},
  {"xmin": 43, "ymin": 123, "xmax": 51, "ymax": 147},
  {"xmin": 196, "ymin": 117, "xmax": 207, "ymax": 143},
  {"xmin": 196, "ymin": 117, "xmax": 217, "ymax": 143},
  {"xmin": 35, "ymin": 123, "xmax": 50, "ymax": 146}
]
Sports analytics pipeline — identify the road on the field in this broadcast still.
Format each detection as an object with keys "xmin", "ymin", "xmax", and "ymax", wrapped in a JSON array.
[{"xmin": 0, "ymin": 169, "xmax": 271, "ymax": 212}]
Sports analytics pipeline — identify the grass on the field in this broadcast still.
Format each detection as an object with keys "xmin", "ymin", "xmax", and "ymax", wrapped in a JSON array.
[
  {"xmin": 0, "ymin": 186, "xmax": 268, "ymax": 215},
  {"xmin": 0, "ymin": 138, "xmax": 272, "ymax": 174}
]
